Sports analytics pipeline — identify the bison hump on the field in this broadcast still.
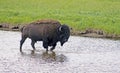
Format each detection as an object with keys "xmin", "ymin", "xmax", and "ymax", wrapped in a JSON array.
[{"xmin": 31, "ymin": 19, "xmax": 61, "ymax": 25}]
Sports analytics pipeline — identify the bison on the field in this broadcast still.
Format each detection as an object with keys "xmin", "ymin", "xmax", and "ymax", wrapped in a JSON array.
[{"xmin": 20, "ymin": 19, "xmax": 70, "ymax": 52}]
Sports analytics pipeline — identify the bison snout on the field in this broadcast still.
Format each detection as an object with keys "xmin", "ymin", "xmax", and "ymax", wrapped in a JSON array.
[
  {"xmin": 60, "ymin": 39, "xmax": 68, "ymax": 46},
  {"xmin": 62, "ymin": 38, "xmax": 68, "ymax": 43}
]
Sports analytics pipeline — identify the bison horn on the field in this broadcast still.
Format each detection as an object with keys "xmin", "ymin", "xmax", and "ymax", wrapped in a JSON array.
[{"xmin": 59, "ymin": 26, "xmax": 62, "ymax": 31}]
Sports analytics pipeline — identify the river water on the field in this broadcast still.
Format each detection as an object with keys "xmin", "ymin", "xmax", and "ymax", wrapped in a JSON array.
[{"xmin": 0, "ymin": 30, "xmax": 120, "ymax": 73}]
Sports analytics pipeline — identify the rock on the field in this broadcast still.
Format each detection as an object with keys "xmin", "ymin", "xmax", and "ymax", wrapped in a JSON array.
[
  {"xmin": 11, "ymin": 26, "xmax": 19, "ymax": 29},
  {"xmin": 80, "ymin": 31, "xmax": 87, "ymax": 34},
  {"xmin": 56, "ymin": 54, "xmax": 67, "ymax": 62},
  {"xmin": 0, "ymin": 24, "xmax": 3, "ymax": 28},
  {"xmin": 96, "ymin": 30, "xmax": 104, "ymax": 35},
  {"xmin": 9, "ymin": 25, "xmax": 21, "ymax": 31}
]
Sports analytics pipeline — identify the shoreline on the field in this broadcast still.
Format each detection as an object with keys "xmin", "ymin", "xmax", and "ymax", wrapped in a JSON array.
[
  {"xmin": 71, "ymin": 29, "xmax": 120, "ymax": 39},
  {"xmin": 0, "ymin": 24, "xmax": 120, "ymax": 39}
]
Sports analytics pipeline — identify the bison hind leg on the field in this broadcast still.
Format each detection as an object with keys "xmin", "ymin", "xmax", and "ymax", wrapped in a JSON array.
[{"xmin": 20, "ymin": 37, "xmax": 27, "ymax": 53}]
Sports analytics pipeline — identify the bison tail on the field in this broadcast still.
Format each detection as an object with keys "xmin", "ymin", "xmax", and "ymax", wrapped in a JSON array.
[{"xmin": 20, "ymin": 26, "xmax": 25, "ymax": 32}]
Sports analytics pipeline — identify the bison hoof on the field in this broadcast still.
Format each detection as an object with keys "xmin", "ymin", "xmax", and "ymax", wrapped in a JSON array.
[
  {"xmin": 50, "ymin": 48, "xmax": 55, "ymax": 51},
  {"xmin": 31, "ymin": 50, "xmax": 35, "ymax": 54},
  {"xmin": 46, "ymin": 49, "xmax": 48, "ymax": 52},
  {"xmin": 20, "ymin": 51, "xmax": 24, "ymax": 55},
  {"xmin": 20, "ymin": 49, "xmax": 23, "ymax": 53}
]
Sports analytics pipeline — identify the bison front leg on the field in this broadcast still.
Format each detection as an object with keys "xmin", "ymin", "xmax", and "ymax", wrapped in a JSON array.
[
  {"xmin": 50, "ymin": 43, "xmax": 56, "ymax": 51},
  {"xmin": 31, "ymin": 40, "xmax": 36, "ymax": 51},
  {"xmin": 43, "ymin": 39, "xmax": 49, "ymax": 51}
]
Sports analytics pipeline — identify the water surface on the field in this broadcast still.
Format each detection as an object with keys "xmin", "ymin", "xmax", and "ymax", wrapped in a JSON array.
[{"xmin": 0, "ymin": 30, "xmax": 120, "ymax": 73}]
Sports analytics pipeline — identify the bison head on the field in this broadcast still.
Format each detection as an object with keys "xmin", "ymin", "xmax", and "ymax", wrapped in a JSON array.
[{"xmin": 58, "ymin": 24, "xmax": 70, "ymax": 46}]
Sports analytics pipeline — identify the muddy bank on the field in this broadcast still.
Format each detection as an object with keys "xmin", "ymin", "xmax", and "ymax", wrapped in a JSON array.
[
  {"xmin": 71, "ymin": 29, "xmax": 120, "ymax": 39},
  {"xmin": 0, "ymin": 23, "xmax": 120, "ymax": 39},
  {"xmin": 0, "ymin": 24, "xmax": 21, "ymax": 31}
]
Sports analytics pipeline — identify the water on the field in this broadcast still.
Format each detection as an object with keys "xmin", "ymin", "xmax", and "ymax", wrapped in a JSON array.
[{"xmin": 0, "ymin": 30, "xmax": 120, "ymax": 73}]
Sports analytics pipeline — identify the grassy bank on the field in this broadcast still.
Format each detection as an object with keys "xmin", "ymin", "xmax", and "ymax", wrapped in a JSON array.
[{"xmin": 0, "ymin": 0, "xmax": 120, "ymax": 35}]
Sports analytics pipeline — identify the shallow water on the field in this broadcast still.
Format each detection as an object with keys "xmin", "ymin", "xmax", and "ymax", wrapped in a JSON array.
[{"xmin": 0, "ymin": 30, "xmax": 120, "ymax": 73}]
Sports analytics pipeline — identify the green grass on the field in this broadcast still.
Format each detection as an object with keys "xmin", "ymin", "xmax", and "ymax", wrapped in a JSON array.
[{"xmin": 0, "ymin": 0, "xmax": 120, "ymax": 35}]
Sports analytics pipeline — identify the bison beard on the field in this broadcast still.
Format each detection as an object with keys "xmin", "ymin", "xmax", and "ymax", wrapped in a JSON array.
[{"xmin": 20, "ymin": 19, "xmax": 70, "ymax": 53}]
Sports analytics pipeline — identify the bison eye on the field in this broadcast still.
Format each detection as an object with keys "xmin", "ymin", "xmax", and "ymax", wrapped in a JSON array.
[{"xmin": 60, "ymin": 35, "xmax": 64, "ymax": 38}]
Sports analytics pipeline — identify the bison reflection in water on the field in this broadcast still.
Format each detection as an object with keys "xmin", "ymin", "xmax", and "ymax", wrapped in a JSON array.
[
  {"xmin": 42, "ymin": 51, "xmax": 67, "ymax": 62},
  {"xmin": 20, "ymin": 19, "xmax": 70, "ymax": 53}
]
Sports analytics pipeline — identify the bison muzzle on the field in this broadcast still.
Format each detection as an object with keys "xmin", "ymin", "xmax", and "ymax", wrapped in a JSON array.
[{"xmin": 20, "ymin": 19, "xmax": 70, "ymax": 52}]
